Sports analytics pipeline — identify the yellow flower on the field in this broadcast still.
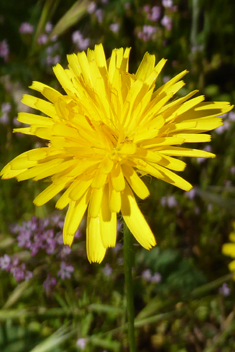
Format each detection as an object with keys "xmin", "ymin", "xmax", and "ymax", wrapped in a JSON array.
[
  {"xmin": 222, "ymin": 222, "xmax": 235, "ymax": 277},
  {"xmin": 1, "ymin": 44, "xmax": 233, "ymax": 262}
]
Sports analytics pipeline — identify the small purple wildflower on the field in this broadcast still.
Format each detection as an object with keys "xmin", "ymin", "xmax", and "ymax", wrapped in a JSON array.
[
  {"xmin": 219, "ymin": 283, "xmax": 230, "ymax": 296},
  {"xmin": 72, "ymin": 30, "xmax": 90, "ymax": 51},
  {"xmin": 1, "ymin": 102, "xmax": 11, "ymax": 114},
  {"xmin": 161, "ymin": 195, "xmax": 178, "ymax": 208},
  {"xmin": 0, "ymin": 40, "xmax": 9, "ymax": 61},
  {"xmin": 57, "ymin": 261, "xmax": 74, "ymax": 280},
  {"xmin": 0, "ymin": 254, "xmax": 11, "ymax": 270},
  {"xmin": 112, "ymin": 243, "xmax": 122, "ymax": 254},
  {"xmin": 147, "ymin": 6, "xmax": 161, "ymax": 21},
  {"xmin": 87, "ymin": 1, "xmax": 97, "ymax": 14},
  {"xmin": 59, "ymin": 245, "xmax": 72, "ymax": 258},
  {"xmin": 214, "ymin": 120, "xmax": 230, "ymax": 134},
  {"xmin": 95, "ymin": 9, "xmax": 104, "ymax": 23},
  {"xmin": 151, "ymin": 272, "xmax": 162, "ymax": 283},
  {"xmin": 162, "ymin": 0, "xmax": 173, "ymax": 7},
  {"xmin": 76, "ymin": 338, "xmax": 87, "ymax": 349},
  {"xmin": 19, "ymin": 22, "xmax": 34, "ymax": 34},
  {"xmin": 110, "ymin": 23, "xmax": 120, "ymax": 33},
  {"xmin": 230, "ymin": 166, "xmax": 235, "ymax": 175},
  {"xmin": 142, "ymin": 269, "xmax": 152, "ymax": 281},
  {"xmin": 43, "ymin": 274, "xmax": 57, "ymax": 291},
  {"xmin": 161, "ymin": 15, "xmax": 172, "ymax": 30},
  {"xmin": 38, "ymin": 34, "xmax": 48, "ymax": 45},
  {"xmin": 102, "ymin": 264, "xmax": 112, "ymax": 277},
  {"xmin": 185, "ymin": 189, "xmax": 196, "ymax": 200},
  {"xmin": 228, "ymin": 111, "xmax": 235, "ymax": 121},
  {"xmin": 143, "ymin": 5, "xmax": 150, "ymax": 13},
  {"xmin": 45, "ymin": 22, "xmax": 53, "ymax": 33},
  {"xmin": 1, "ymin": 213, "xmax": 76, "ymax": 287},
  {"xmin": 10, "ymin": 261, "xmax": 33, "ymax": 282},
  {"xmin": 138, "ymin": 25, "xmax": 156, "ymax": 41},
  {"xmin": 142, "ymin": 269, "xmax": 162, "ymax": 283}
]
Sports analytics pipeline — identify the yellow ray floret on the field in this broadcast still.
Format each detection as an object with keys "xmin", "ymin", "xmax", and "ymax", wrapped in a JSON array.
[{"xmin": 1, "ymin": 43, "xmax": 233, "ymax": 262}]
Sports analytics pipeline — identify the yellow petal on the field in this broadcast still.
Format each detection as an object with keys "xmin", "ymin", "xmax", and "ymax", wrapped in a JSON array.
[
  {"xmin": 228, "ymin": 260, "xmax": 235, "ymax": 272},
  {"xmin": 229, "ymin": 232, "xmax": 235, "ymax": 242},
  {"xmin": 63, "ymin": 190, "xmax": 90, "ymax": 245},
  {"xmin": 21, "ymin": 95, "xmax": 57, "ymax": 119},
  {"xmin": 159, "ymin": 147, "xmax": 215, "ymax": 158},
  {"xmin": 109, "ymin": 186, "xmax": 121, "ymax": 213},
  {"xmin": 53, "ymin": 64, "xmax": 76, "ymax": 95},
  {"xmin": 91, "ymin": 170, "xmax": 107, "ymax": 188},
  {"xmin": 17, "ymin": 112, "xmax": 54, "ymax": 126},
  {"xmin": 89, "ymin": 187, "xmax": 104, "ymax": 217},
  {"xmin": 122, "ymin": 164, "xmax": 150, "ymax": 199},
  {"xmin": 121, "ymin": 184, "xmax": 156, "ymax": 249},
  {"xmin": 111, "ymin": 163, "xmax": 126, "ymax": 191},
  {"xmin": 86, "ymin": 215, "xmax": 106, "ymax": 263},
  {"xmin": 34, "ymin": 183, "xmax": 66, "ymax": 206},
  {"xmin": 30, "ymin": 81, "xmax": 62, "ymax": 102},
  {"xmin": 222, "ymin": 243, "xmax": 235, "ymax": 258},
  {"xmin": 100, "ymin": 184, "xmax": 117, "ymax": 248},
  {"xmin": 69, "ymin": 178, "xmax": 93, "ymax": 201}
]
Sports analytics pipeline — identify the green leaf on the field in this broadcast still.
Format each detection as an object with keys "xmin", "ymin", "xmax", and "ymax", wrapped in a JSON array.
[
  {"xmin": 3, "ymin": 280, "xmax": 32, "ymax": 309},
  {"xmin": 31, "ymin": 0, "xmax": 60, "ymax": 52},
  {"xmin": 48, "ymin": 0, "xmax": 88, "ymax": 40},
  {"xmin": 29, "ymin": 325, "xmax": 74, "ymax": 352}
]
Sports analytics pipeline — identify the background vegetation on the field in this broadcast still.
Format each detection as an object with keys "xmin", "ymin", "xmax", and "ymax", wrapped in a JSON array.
[{"xmin": 0, "ymin": 0, "xmax": 235, "ymax": 351}]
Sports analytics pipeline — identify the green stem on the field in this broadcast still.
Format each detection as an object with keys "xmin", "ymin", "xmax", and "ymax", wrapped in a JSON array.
[{"xmin": 123, "ymin": 223, "xmax": 137, "ymax": 352}]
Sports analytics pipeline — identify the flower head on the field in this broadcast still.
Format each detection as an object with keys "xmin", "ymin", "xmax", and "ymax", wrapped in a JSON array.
[
  {"xmin": 1, "ymin": 44, "xmax": 232, "ymax": 262},
  {"xmin": 222, "ymin": 222, "xmax": 235, "ymax": 278}
]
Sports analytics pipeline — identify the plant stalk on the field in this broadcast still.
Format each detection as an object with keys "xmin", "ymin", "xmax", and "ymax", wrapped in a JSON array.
[{"xmin": 123, "ymin": 223, "xmax": 137, "ymax": 352}]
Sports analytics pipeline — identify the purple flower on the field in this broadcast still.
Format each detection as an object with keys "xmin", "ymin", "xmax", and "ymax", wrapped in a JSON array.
[
  {"xmin": 45, "ymin": 22, "xmax": 53, "ymax": 33},
  {"xmin": 17, "ymin": 229, "xmax": 32, "ymax": 248},
  {"xmin": 228, "ymin": 111, "xmax": 235, "ymax": 121},
  {"xmin": 38, "ymin": 34, "xmax": 48, "ymax": 45},
  {"xmin": 87, "ymin": 2, "xmax": 96, "ymax": 14},
  {"xmin": 72, "ymin": 31, "xmax": 90, "ymax": 51},
  {"xmin": 46, "ymin": 55, "xmax": 60, "ymax": 66},
  {"xmin": 138, "ymin": 25, "xmax": 157, "ymax": 41},
  {"xmin": 9, "ymin": 262, "xmax": 33, "ymax": 282},
  {"xmin": 1, "ymin": 102, "xmax": 11, "ymax": 114},
  {"xmin": 0, "ymin": 40, "xmax": 9, "ymax": 61},
  {"xmin": 161, "ymin": 15, "xmax": 172, "ymax": 30},
  {"xmin": 59, "ymin": 245, "xmax": 72, "ymax": 258},
  {"xmin": 161, "ymin": 195, "xmax": 177, "ymax": 208},
  {"xmin": 230, "ymin": 166, "xmax": 235, "ymax": 175},
  {"xmin": 19, "ymin": 22, "xmax": 34, "ymax": 34},
  {"xmin": 110, "ymin": 23, "xmax": 120, "ymax": 33},
  {"xmin": 57, "ymin": 261, "xmax": 74, "ymax": 280},
  {"xmin": 0, "ymin": 113, "xmax": 9, "ymax": 124},
  {"xmin": 151, "ymin": 272, "xmax": 162, "ymax": 283},
  {"xmin": 76, "ymin": 338, "xmax": 87, "ymax": 349},
  {"xmin": 219, "ymin": 283, "xmax": 230, "ymax": 296},
  {"xmin": 162, "ymin": 0, "xmax": 173, "ymax": 7},
  {"xmin": 0, "ymin": 254, "xmax": 11, "ymax": 270},
  {"xmin": 147, "ymin": 6, "xmax": 161, "ymax": 21},
  {"xmin": 143, "ymin": 5, "xmax": 150, "ymax": 13},
  {"xmin": 43, "ymin": 274, "xmax": 57, "ymax": 291},
  {"xmin": 102, "ymin": 264, "xmax": 112, "ymax": 277},
  {"xmin": 185, "ymin": 189, "xmax": 196, "ymax": 200},
  {"xmin": 25, "ymin": 271, "xmax": 33, "ymax": 281},
  {"xmin": 95, "ymin": 9, "xmax": 104, "ymax": 23},
  {"xmin": 214, "ymin": 120, "xmax": 230, "ymax": 134},
  {"xmin": 142, "ymin": 269, "xmax": 152, "ymax": 281}
]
